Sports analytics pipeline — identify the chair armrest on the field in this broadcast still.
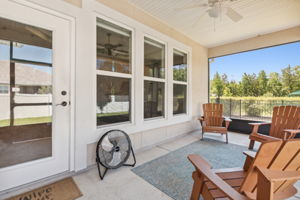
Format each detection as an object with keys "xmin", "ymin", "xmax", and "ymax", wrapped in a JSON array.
[
  {"xmin": 249, "ymin": 133, "xmax": 281, "ymax": 143},
  {"xmin": 188, "ymin": 154, "xmax": 248, "ymax": 200},
  {"xmin": 188, "ymin": 154, "xmax": 212, "ymax": 169},
  {"xmin": 243, "ymin": 151, "xmax": 256, "ymax": 171},
  {"xmin": 256, "ymin": 167, "xmax": 300, "ymax": 199},
  {"xmin": 256, "ymin": 167, "xmax": 300, "ymax": 182},
  {"xmin": 248, "ymin": 122, "xmax": 271, "ymax": 134},
  {"xmin": 243, "ymin": 151, "xmax": 256, "ymax": 159},
  {"xmin": 198, "ymin": 116, "xmax": 205, "ymax": 127},
  {"xmin": 283, "ymin": 129, "xmax": 300, "ymax": 140},
  {"xmin": 224, "ymin": 117, "xmax": 232, "ymax": 122},
  {"xmin": 224, "ymin": 117, "xmax": 231, "ymax": 129},
  {"xmin": 198, "ymin": 116, "xmax": 204, "ymax": 121}
]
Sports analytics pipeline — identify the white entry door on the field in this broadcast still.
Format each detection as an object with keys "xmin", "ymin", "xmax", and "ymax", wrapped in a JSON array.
[{"xmin": 0, "ymin": 0, "xmax": 71, "ymax": 191}]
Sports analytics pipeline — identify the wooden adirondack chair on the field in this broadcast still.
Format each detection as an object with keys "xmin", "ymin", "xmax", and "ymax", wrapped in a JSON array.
[
  {"xmin": 199, "ymin": 103, "xmax": 231, "ymax": 143},
  {"xmin": 188, "ymin": 138, "xmax": 300, "ymax": 200},
  {"xmin": 248, "ymin": 105, "xmax": 300, "ymax": 150}
]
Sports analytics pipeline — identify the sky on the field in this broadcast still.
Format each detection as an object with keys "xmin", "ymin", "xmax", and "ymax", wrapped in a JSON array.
[
  {"xmin": 0, "ymin": 42, "xmax": 52, "ymax": 74},
  {"xmin": 209, "ymin": 41, "xmax": 300, "ymax": 82}
]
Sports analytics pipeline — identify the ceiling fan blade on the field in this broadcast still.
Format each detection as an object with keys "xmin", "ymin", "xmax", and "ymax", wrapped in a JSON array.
[
  {"xmin": 112, "ymin": 49, "xmax": 128, "ymax": 56},
  {"xmin": 175, "ymin": 3, "xmax": 207, "ymax": 11},
  {"xmin": 97, "ymin": 44, "xmax": 106, "ymax": 49},
  {"xmin": 25, "ymin": 26, "xmax": 51, "ymax": 42},
  {"xmin": 226, "ymin": 7, "xmax": 243, "ymax": 22},
  {"xmin": 111, "ymin": 44, "xmax": 123, "ymax": 49}
]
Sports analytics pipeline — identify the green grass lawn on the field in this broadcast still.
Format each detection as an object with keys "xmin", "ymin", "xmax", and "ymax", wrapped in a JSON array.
[
  {"xmin": 0, "ymin": 113, "xmax": 128, "ymax": 127},
  {"xmin": 0, "ymin": 116, "xmax": 52, "ymax": 127}
]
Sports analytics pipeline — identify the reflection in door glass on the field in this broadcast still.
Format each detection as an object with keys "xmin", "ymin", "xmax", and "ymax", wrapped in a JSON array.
[{"xmin": 0, "ymin": 17, "xmax": 53, "ymax": 168}]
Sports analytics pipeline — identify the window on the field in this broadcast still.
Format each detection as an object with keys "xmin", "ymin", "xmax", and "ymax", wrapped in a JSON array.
[
  {"xmin": 173, "ymin": 84, "xmax": 187, "ymax": 114},
  {"xmin": 96, "ymin": 18, "xmax": 132, "ymax": 126},
  {"xmin": 144, "ymin": 37, "xmax": 165, "ymax": 78},
  {"xmin": 144, "ymin": 37, "xmax": 165, "ymax": 119},
  {"xmin": 0, "ymin": 85, "xmax": 9, "ymax": 94},
  {"xmin": 173, "ymin": 49, "xmax": 187, "ymax": 81},
  {"xmin": 173, "ymin": 49, "xmax": 188, "ymax": 115},
  {"xmin": 144, "ymin": 81, "xmax": 164, "ymax": 118}
]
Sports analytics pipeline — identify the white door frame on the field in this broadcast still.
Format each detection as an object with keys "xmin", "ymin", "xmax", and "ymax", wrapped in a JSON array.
[
  {"xmin": 13, "ymin": 0, "xmax": 76, "ymax": 172},
  {"xmin": 0, "ymin": 0, "xmax": 75, "ymax": 191}
]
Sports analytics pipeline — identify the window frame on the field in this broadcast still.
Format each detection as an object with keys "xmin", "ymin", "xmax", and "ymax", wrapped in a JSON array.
[
  {"xmin": 172, "ymin": 47, "xmax": 190, "ymax": 116},
  {"xmin": 93, "ymin": 9, "xmax": 193, "ymax": 136},
  {"xmin": 143, "ymin": 34, "xmax": 167, "ymax": 121},
  {"xmin": 95, "ymin": 15, "xmax": 135, "ymax": 128}
]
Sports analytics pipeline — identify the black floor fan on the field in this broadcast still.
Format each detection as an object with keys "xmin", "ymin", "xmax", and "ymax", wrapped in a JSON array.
[{"xmin": 96, "ymin": 129, "xmax": 136, "ymax": 180}]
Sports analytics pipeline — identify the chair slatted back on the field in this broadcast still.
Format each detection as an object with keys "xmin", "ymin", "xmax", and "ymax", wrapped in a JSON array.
[
  {"xmin": 203, "ymin": 103, "xmax": 223, "ymax": 127},
  {"xmin": 239, "ymin": 140, "xmax": 283, "ymax": 193},
  {"xmin": 240, "ymin": 139, "xmax": 300, "ymax": 196},
  {"xmin": 269, "ymin": 106, "xmax": 300, "ymax": 139},
  {"xmin": 269, "ymin": 139, "xmax": 300, "ymax": 194}
]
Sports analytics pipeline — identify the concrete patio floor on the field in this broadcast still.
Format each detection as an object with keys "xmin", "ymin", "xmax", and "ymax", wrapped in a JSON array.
[{"xmin": 1, "ymin": 131, "xmax": 300, "ymax": 200}]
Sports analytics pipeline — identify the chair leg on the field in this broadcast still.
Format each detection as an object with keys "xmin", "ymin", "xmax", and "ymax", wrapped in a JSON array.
[
  {"xmin": 225, "ymin": 133, "xmax": 228, "ymax": 144},
  {"xmin": 190, "ymin": 171, "xmax": 203, "ymax": 200},
  {"xmin": 248, "ymin": 140, "xmax": 255, "ymax": 150}
]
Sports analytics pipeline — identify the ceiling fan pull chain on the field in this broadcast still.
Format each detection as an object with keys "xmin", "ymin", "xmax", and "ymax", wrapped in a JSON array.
[{"xmin": 214, "ymin": 18, "xmax": 216, "ymax": 32}]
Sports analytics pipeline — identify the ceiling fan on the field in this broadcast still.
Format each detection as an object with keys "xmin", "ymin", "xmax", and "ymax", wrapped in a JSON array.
[
  {"xmin": 25, "ymin": 26, "xmax": 52, "ymax": 42},
  {"xmin": 176, "ymin": 0, "xmax": 243, "ymax": 23},
  {"xmin": 97, "ymin": 33, "xmax": 128, "ymax": 57}
]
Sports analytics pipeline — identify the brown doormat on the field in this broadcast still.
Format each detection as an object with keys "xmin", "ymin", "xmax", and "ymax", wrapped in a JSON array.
[{"xmin": 7, "ymin": 177, "xmax": 82, "ymax": 200}]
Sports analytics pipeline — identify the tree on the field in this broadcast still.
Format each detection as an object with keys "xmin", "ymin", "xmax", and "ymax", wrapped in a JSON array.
[
  {"xmin": 293, "ymin": 65, "xmax": 300, "ymax": 91},
  {"xmin": 282, "ymin": 65, "xmax": 296, "ymax": 95},
  {"xmin": 240, "ymin": 73, "xmax": 259, "ymax": 96},
  {"xmin": 223, "ymin": 86, "xmax": 233, "ymax": 96},
  {"xmin": 211, "ymin": 72, "xmax": 224, "ymax": 101},
  {"xmin": 267, "ymin": 72, "xmax": 283, "ymax": 96},
  {"xmin": 221, "ymin": 73, "xmax": 229, "ymax": 84},
  {"xmin": 227, "ymin": 81, "xmax": 241, "ymax": 96},
  {"xmin": 257, "ymin": 70, "xmax": 268, "ymax": 96}
]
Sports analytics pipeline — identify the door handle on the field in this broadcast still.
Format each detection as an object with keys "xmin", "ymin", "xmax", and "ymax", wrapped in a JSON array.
[{"xmin": 56, "ymin": 101, "xmax": 68, "ymax": 107}]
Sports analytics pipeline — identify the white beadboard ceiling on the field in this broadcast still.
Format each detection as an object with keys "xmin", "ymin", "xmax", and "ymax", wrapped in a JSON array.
[{"xmin": 128, "ymin": 0, "xmax": 300, "ymax": 47}]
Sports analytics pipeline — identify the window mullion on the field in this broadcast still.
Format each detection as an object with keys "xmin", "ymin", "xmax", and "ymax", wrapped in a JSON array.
[{"xmin": 143, "ymin": 76, "xmax": 165, "ymax": 82}]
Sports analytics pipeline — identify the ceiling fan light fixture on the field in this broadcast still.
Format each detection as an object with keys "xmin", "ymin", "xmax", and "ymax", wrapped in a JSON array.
[{"xmin": 208, "ymin": 6, "xmax": 219, "ymax": 18}]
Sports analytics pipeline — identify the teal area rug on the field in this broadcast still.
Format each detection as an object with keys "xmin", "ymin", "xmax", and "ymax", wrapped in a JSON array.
[{"xmin": 131, "ymin": 139, "xmax": 248, "ymax": 200}]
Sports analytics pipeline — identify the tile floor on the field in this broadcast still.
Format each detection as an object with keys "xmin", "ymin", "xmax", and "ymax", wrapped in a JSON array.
[{"xmin": 1, "ymin": 131, "xmax": 300, "ymax": 200}]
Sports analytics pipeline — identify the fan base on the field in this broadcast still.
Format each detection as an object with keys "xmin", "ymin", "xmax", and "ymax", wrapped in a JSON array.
[{"xmin": 96, "ymin": 146, "xmax": 136, "ymax": 180}]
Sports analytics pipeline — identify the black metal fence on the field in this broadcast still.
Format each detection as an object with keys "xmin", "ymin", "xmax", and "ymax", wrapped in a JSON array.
[{"xmin": 210, "ymin": 98, "xmax": 300, "ymax": 121}]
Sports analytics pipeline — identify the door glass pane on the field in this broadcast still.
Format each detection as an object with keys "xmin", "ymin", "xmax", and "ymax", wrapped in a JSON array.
[
  {"xmin": 97, "ymin": 75, "xmax": 130, "ymax": 126},
  {"xmin": 144, "ymin": 37, "xmax": 165, "ymax": 78},
  {"xmin": 144, "ymin": 81, "xmax": 164, "ymax": 119},
  {"xmin": 0, "ymin": 17, "xmax": 52, "ymax": 168},
  {"xmin": 96, "ymin": 18, "xmax": 131, "ymax": 74},
  {"xmin": 12, "ymin": 42, "xmax": 52, "ymax": 64},
  {"xmin": 173, "ymin": 84, "xmax": 187, "ymax": 115},
  {"xmin": 173, "ymin": 49, "xmax": 187, "ymax": 82}
]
